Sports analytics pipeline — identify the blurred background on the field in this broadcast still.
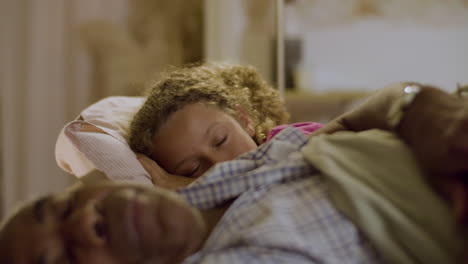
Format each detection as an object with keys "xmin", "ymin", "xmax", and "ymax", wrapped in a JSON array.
[{"xmin": 1, "ymin": 0, "xmax": 468, "ymax": 217}]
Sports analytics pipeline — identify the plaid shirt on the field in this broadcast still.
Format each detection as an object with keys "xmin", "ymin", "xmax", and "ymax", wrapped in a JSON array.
[{"xmin": 177, "ymin": 128, "xmax": 382, "ymax": 264}]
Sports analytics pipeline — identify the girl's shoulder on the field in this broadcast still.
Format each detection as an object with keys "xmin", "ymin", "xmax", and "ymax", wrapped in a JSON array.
[{"xmin": 266, "ymin": 122, "xmax": 323, "ymax": 142}]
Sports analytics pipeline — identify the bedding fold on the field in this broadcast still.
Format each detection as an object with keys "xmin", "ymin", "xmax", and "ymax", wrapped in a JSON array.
[{"xmin": 301, "ymin": 129, "xmax": 464, "ymax": 264}]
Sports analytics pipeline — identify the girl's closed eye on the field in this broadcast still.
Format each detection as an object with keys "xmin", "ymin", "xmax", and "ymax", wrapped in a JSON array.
[{"xmin": 215, "ymin": 135, "xmax": 228, "ymax": 148}]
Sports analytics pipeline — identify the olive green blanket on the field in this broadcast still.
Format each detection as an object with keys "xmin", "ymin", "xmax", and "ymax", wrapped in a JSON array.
[{"xmin": 302, "ymin": 129, "xmax": 464, "ymax": 264}]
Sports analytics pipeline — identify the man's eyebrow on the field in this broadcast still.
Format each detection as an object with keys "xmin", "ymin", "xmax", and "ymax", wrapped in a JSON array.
[{"xmin": 33, "ymin": 195, "xmax": 52, "ymax": 223}]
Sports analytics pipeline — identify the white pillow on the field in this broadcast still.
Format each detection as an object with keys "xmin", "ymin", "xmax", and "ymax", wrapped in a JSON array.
[{"xmin": 55, "ymin": 96, "xmax": 152, "ymax": 184}]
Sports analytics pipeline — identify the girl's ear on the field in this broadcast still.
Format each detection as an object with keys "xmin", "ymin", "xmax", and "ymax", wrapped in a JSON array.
[{"xmin": 235, "ymin": 104, "xmax": 255, "ymax": 137}]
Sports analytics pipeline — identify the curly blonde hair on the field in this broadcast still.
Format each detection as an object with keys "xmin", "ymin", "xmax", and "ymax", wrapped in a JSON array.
[{"xmin": 129, "ymin": 63, "xmax": 289, "ymax": 157}]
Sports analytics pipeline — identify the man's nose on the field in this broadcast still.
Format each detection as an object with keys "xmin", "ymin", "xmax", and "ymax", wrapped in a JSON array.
[{"xmin": 62, "ymin": 202, "xmax": 106, "ymax": 247}]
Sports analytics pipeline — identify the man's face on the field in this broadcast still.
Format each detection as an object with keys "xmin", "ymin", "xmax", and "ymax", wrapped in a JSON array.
[
  {"xmin": 0, "ymin": 183, "xmax": 207, "ymax": 264},
  {"xmin": 152, "ymin": 103, "xmax": 258, "ymax": 179}
]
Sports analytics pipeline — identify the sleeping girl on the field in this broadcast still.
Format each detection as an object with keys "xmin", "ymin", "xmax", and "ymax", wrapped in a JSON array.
[{"xmin": 128, "ymin": 64, "xmax": 323, "ymax": 188}]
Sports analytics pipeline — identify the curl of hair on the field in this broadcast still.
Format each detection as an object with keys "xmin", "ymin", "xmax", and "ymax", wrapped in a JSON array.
[{"xmin": 129, "ymin": 63, "xmax": 289, "ymax": 157}]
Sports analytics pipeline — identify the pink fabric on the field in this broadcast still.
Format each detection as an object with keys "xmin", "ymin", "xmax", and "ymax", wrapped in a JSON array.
[{"xmin": 266, "ymin": 122, "xmax": 324, "ymax": 142}]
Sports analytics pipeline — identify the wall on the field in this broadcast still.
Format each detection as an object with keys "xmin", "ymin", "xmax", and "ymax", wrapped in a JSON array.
[
  {"xmin": 301, "ymin": 19, "xmax": 468, "ymax": 92},
  {"xmin": 204, "ymin": 0, "xmax": 275, "ymax": 82},
  {"xmin": 0, "ymin": 0, "xmax": 128, "ymax": 216},
  {"xmin": 204, "ymin": 0, "xmax": 468, "ymax": 92}
]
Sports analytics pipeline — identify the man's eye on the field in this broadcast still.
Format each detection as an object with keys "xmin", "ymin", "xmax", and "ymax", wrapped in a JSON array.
[
  {"xmin": 62, "ymin": 195, "xmax": 76, "ymax": 220},
  {"xmin": 215, "ymin": 135, "xmax": 227, "ymax": 147},
  {"xmin": 63, "ymin": 246, "xmax": 77, "ymax": 264}
]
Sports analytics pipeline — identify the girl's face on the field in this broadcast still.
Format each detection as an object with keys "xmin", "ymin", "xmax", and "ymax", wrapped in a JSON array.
[{"xmin": 151, "ymin": 103, "xmax": 257, "ymax": 179}]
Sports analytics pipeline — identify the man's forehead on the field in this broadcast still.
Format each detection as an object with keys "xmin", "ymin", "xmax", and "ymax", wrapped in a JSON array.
[
  {"xmin": 0, "ymin": 207, "xmax": 30, "ymax": 263},
  {"xmin": 0, "ymin": 200, "xmax": 52, "ymax": 264}
]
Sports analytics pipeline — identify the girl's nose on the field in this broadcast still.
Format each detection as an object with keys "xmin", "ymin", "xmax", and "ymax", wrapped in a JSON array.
[
  {"xmin": 205, "ymin": 151, "xmax": 232, "ymax": 169},
  {"xmin": 209, "ymin": 147, "xmax": 246, "ymax": 165},
  {"xmin": 62, "ymin": 202, "xmax": 106, "ymax": 247}
]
